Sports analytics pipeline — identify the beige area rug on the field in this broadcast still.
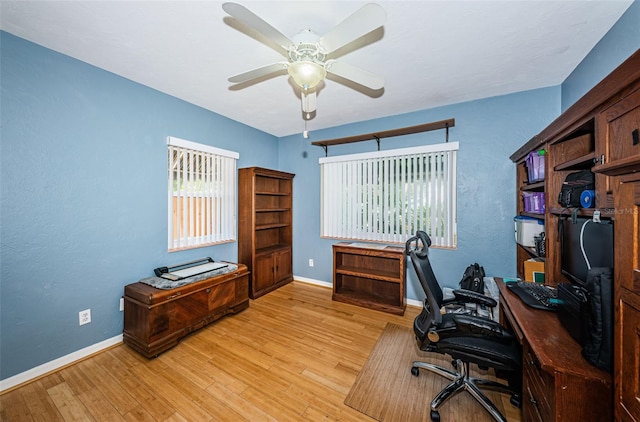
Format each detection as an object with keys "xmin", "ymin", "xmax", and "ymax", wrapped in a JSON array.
[{"xmin": 344, "ymin": 323, "xmax": 521, "ymax": 422}]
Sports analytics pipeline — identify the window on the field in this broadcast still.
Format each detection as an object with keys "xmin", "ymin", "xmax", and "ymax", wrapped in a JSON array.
[
  {"xmin": 320, "ymin": 142, "xmax": 458, "ymax": 248},
  {"xmin": 167, "ymin": 136, "xmax": 239, "ymax": 251}
]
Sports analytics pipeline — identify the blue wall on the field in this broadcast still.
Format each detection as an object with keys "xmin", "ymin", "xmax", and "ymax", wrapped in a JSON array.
[
  {"xmin": 279, "ymin": 87, "xmax": 560, "ymax": 301},
  {"xmin": 0, "ymin": 32, "xmax": 278, "ymax": 379},
  {"xmin": 2, "ymin": 0, "xmax": 639, "ymax": 382},
  {"xmin": 561, "ymin": 1, "xmax": 640, "ymax": 110}
]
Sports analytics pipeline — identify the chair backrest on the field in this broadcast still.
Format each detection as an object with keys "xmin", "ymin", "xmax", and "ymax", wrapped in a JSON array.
[{"xmin": 405, "ymin": 231, "xmax": 444, "ymax": 325}]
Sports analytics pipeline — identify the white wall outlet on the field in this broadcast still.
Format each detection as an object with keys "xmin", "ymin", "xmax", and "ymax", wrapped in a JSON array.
[
  {"xmin": 309, "ymin": 259, "xmax": 314, "ymax": 267},
  {"xmin": 119, "ymin": 297, "xmax": 124, "ymax": 312},
  {"xmin": 79, "ymin": 309, "xmax": 91, "ymax": 325}
]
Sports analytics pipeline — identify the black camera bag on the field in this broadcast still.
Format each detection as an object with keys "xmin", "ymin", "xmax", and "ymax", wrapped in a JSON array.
[
  {"xmin": 558, "ymin": 170, "xmax": 594, "ymax": 207},
  {"xmin": 459, "ymin": 263, "xmax": 485, "ymax": 293}
]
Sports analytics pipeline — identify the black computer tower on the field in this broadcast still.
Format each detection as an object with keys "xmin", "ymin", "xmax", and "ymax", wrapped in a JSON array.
[{"xmin": 557, "ymin": 283, "xmax": 589, "ymax": 346}]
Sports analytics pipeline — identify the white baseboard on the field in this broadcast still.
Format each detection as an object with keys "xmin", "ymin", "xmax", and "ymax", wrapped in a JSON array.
[
  {"xmin": 0, "ymin": 334, "xmax": 123, "ymax": 393},
  {"xmin": 406, "ymin": 298, "xmax": 422, "ymax": 308},
  {"xmin": 293, "ymin": 275, "xmax": 332, "ymax": 289},
  {"xmin": 1, "ymin": 279, "xmax": 420, "ymax": 393}
]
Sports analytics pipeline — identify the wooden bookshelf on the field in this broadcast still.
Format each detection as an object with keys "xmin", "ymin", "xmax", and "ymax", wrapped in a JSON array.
[
  {"xmin": 332, "ymin": 243, "xmax": 406, "ymax": 315},
  {"xmin": 238, "ymin": 167, "xmax": 295, "ymax": 299}
]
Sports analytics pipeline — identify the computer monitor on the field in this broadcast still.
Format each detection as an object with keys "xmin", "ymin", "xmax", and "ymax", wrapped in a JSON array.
[{"xmin": 560, "ymin": 216, "xmax": 614, "ymax": 287}]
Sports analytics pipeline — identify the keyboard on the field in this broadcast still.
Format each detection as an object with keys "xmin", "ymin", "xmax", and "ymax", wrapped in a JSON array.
[{"xmin": 506, "ymin": 281, "xmax": 558, "ymax": 311}]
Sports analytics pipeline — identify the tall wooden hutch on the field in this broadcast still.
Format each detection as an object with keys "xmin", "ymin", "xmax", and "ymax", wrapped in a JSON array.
[
  {"xmin": 238, "ymin": 167, "xmax": 295, "ymax": 299},
  {"xmin": 510, "ymin": 49, "xmax": 640, "ymax": 421}
]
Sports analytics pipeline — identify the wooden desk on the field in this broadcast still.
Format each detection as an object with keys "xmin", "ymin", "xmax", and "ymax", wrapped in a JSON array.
[{"xmin": 496, "ymin": 279, "xmax": 612, "ymax": 421}]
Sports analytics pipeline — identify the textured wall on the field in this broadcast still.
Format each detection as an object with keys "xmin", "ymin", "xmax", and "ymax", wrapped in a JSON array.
[
  {"xmin": 0, "ymin": 32, "xmax": 279, "ymax": 380},
  {"xmin": 278, "ymin": 87, "xmax": 560, "ymax": 302},
  {"xmin": 561, "ymin": 1, "xmax": 640, "ymax": 111},
  {"xmin": 2, "ymin": 0, "xmax": 639, "ymax": 381}
]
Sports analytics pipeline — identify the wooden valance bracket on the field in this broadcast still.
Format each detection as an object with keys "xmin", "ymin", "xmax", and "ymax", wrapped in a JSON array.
[{"xmin": 311, "ymin": 118, "xmax": 455, "ymax": 156}]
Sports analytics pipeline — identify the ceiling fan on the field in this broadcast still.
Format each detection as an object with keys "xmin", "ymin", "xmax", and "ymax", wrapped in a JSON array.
[{"xmin": 222, "ymin": 2, "xmax": 386, "ymax": 120}]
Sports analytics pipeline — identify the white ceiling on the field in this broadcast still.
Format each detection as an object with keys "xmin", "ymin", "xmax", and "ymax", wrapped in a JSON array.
[{"xmin": 0, "ymin": 1, "xmax": 633, "ymax": 137}]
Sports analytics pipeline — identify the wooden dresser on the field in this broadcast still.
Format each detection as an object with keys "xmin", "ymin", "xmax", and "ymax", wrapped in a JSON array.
[{"xmin": 123, "ymin": 264, "xmax": 249, "ymax": 358}]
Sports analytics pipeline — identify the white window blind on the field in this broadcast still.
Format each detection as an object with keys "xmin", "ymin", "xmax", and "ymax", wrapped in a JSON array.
[
  {"xmin": 320, "ymin": 142, "xmax": 458, "ymax": 248},
  {"xmin": 167, "ymin": 136, "xmax": 239, "ymax": 251}
]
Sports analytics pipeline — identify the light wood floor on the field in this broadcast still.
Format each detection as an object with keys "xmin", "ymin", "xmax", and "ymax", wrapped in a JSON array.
[{"xmin": 0, "ymin": 281, "xmax": 522, "ymax": 421}]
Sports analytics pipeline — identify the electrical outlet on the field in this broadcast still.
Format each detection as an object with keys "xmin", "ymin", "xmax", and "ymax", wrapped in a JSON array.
[
  {"xmin": 309, "ymin": 259, "xmax": 314, "ymax": 267},
  {"xmin": 119, "ymin": 297, "xmax": 124, "ymax": 312},
  {"xmin": 79, "ymin": 309, "xmax": 91, "ymax": 325}
]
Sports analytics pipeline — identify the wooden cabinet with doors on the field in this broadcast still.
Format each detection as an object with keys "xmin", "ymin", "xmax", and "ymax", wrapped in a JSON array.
[
  {"xmin": 238, "ymin": 167, "xmax": 295, "ymax": 299},
  {"xmin": 595, "ymin": 87, "xmax": 640, "ymax": 177},
  {"xmin": 594, "ymin": 86, "xmax": 640, "ymax": 422},
  {"xmin": 610, "ymin": 179, "xmax": 640, "ymax": 421},
  {"xmin": 254, "ymin": 247, "xmax": 292, "ymax": 294}
]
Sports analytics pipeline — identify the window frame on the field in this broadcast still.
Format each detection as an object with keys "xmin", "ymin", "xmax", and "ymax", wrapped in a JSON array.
[
  {"xmin": 319, "ymin": 142, "xmax": 458, "ymax": 248},
  {"xmin": 167, "ymin": 136, "xmax": 239, "ymax": 251}
]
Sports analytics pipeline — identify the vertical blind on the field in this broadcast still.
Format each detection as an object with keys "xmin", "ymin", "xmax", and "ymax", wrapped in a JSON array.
[
  {"xmin": 320, "ymin": 142, "xmax": 458, "ymax": 248},
  {"xmin": 167, "ymin": 136, "xmax": 239, "ymax": 250}
]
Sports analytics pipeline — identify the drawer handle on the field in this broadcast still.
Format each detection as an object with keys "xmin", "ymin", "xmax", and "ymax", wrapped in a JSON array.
[
  {"xmin": 633, "ymin": 129, "xmax": 639, "ymax": 146},
  {"xmin": 526, "ymin": 386, "xmax": 539, "ymax": 407},
  {"xmin": 167, "ymin": 292, "xmax": 182, "ymax": 299}
]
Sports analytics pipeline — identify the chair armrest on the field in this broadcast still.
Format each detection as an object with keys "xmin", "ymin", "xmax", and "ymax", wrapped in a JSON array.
[
  {"xmin": 451, "ymin": 314, "xmax": 514, "ymax": 341},
  {"xmin": 449, "ymin": 289, "xmax": 497, "ymax": 308}
]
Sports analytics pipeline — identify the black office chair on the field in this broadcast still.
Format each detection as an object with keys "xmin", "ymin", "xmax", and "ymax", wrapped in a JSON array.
[{"xmin": 406, "ymin": 231, "xmax": 522, "ymax": 422}]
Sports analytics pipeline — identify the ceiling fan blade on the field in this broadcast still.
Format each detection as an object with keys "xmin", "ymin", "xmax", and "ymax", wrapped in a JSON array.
[
  {"xmin": 319, "ymin": 3, "xmax": 386, "ymax": 54},
  {"xmin": 325, "ymin": 60, "xmax": 384, "ymax": 90},
  {"xmin": 228, "ymin": 62, "xmax": 288, "ymax": 84},
  {"xmin": 222, "ymin": 2, "xmax": 293, "ymax": 49},
  {"xmin": 301, "ymin": 90, "xmax": 317, "ymax": 114}
]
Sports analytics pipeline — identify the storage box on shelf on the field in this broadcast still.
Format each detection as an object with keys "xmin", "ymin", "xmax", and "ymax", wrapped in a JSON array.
[
  {"xmin": 526, "ymin": 149, "xmax": 546, "ymax": 183},
  {"xmin": 522, "ymin": 191, "xmax": 545, "ymax": 214},
  {"xmin": 514, "ymin": 216, "xmax": 545, "ymax": 248}
]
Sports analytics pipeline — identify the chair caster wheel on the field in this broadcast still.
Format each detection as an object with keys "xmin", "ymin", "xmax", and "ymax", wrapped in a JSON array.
[
  {"xmin": 411, "ymin": 366, "xmax": 420, "ymax": 377},
  {"xmin": 430, "ymin": 410, "xmax": 441, "ymax": 421},
  {"xmin": 510, "ymin": 393, "xmax": 522, "ymax": 408}
]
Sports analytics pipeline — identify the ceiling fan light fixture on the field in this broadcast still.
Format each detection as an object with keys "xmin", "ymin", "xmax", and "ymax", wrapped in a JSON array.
[{"xmin": 287, "ymin": 61, "xmax": 326, "ymax": 90}]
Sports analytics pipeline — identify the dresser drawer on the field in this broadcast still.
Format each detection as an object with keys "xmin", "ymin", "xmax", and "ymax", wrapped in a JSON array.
[{"xmin": 523, "ymin": 341, "xmax": 554, "ymax": 421}]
